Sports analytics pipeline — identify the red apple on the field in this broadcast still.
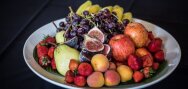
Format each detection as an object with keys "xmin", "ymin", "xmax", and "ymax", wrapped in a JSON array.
[{"xmin": 109, "ymin": 34, "xmax": 135, "ymax": 62}]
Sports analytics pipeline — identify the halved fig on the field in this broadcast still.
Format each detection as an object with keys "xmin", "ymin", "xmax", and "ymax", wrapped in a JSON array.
[
  {"xmin": 64, "ymin": 36, "xmax": 78, "ymax": 48},
  {"xmin": 102, "ymin": 44, "xmax": 111, "ymax": 56},
  {"xmin": 79, "ymin": 49, "xmax": 91, "ymax": 62},
  {"xmin": 83, "ymin": 35, "xmax": 104, "ymax": 52},
  {"xmin": 88, "ymin": 26, "xmax": 105, "ymax": 43}
]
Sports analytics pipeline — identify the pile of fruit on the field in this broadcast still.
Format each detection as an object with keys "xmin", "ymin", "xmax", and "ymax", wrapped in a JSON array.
[{"xmin": 34, "ymin": 1, "xmax": 165, "ymax": 88}]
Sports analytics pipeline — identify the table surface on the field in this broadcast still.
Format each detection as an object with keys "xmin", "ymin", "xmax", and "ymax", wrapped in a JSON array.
[{"xmin": 1, "ymin": 0, "xmax": 188, "ymax": 89}]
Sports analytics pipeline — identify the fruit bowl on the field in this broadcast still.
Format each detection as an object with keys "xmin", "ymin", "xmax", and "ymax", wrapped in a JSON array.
[{"xmin": 23, "ymin": 18, "xmax": 181, "ymax": 88}]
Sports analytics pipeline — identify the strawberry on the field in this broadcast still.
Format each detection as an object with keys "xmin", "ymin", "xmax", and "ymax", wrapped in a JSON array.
[
  {"xmin": 74, "ymin": 75, "xmax": 86, "ymax": 87},
  {"xmin": 152, "ymin": 62, "xmax": 159, "ymax": 70},
  {"xmin": 147, "ymin": 38, "xmax": 162, "ymax": 52},
  {"xmin": 148, "ymin": 31, "xmax": 154, "ymax": 40},
  {"xmin": 133, "ymin": 71, "xmax": 144, "ymax": 82},
  {"xmin": 141, "ymin": 54, "xmax": 153, "ymax": 67},
  {"xmin": 154, "ymin": 50, "xmax": 165, "ymax": 62},
  {"xmin": 128, "ymin": 55, "xmax": 143, "ymax": 71},
  {"xmin": 48, "ymin": 46, "xmax": 55, "ymax": 59},
  {"xmin": 37, "ymin": 43, "xmax": 48, "ymax": 58},
  {"xmin": 65, "ymin": 70, "xmax": 74, "ymax": 83},
  {"xmin": 38, "ymin": 55, "xmax": 51, "ymax": 67},
  {"xmin": 45, "ymin": 36, "xmax": 56, "ymax": 43},
  {"xmin": 69, "ymin": 59, "xmax": 79, "ymax": 72},
  {"xmin": 143, "ymin": 67, "xmax": 150, "ymax": 78},
  {"xmin": 78, "ymin": 62, "xmax": 93, "ymax": 77},
  {"xmin": 51, "ymin": 58, "xmax": 56, "ymax": 70},
  {"xmin": 143, "ymin": 67, "xmax": 155, "ymax": 78}
]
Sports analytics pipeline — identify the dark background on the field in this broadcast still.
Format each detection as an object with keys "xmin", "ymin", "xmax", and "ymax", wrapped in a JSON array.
[{"xmin": 1, "ymin": 0, "xmax": 188, "ymax": 89}]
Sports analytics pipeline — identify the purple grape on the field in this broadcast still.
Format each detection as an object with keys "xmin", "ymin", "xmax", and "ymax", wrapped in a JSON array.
[
  {"xmin": 83, "ymin": 11, "xmax": 89, "ymax": 16},
  {"xmin": 122, "ymin": 19, "xmax": 130, "ymax": 26},
  {"xmin": 80, "ymin": 19, "xmax": 89, "ymax": 25},
  {"xmin": 59, "ymin": 21, "xmax": 65, "ymax": 27},
  {"xmin": 77, "ymin": 27, "xmax": 84, "ymax": 35},
  {"xmin": 70, "ymin": 30, "xmax": 76, "ymax": 37},
  {"xmin": 65, "ymin": 16, "xmax": 71, "ymax": 22}
]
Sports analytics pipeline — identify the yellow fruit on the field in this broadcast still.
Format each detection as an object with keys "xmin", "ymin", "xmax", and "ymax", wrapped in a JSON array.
[
  {"xmin": 76, "ymin": 1, "xmax": 92, "ymax": 15},
  {"xmin": 86, "ymin": 4, "xmax": 101, "ymax": 14},
  {"xmin": 102, "ymin": 6, "xmax": 113, "ymax": 12},
  {"xmin": 117, "ymin": 65, "xmax": 133, "ymax": 82},
  {"xmin": 122, "ymin": 12, "xmax": 133, "ymax": 22},
  {"xmin": 112, "ymin": 5, "xmax": 124, "ymax": 22},
  {"xmin": 91, "ymin": 54, "xmax": 109, "ymax": 72}
]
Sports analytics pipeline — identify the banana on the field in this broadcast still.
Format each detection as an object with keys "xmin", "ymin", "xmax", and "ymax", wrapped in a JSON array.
[
  {"xmin": 76, "ymin": 0, "xmax": 92, "ymax": 15},
  {"xmin": 122, "ymin": 12, "xmax": 133, "ymax": 22},
  {"xmin": 86, "ymin": 4, "xmax": 101, "ymax": 14},
  {"xmin": 112, "ymin": 5, "xmax": 124, "ymax": 22},
  {"xmin": 101, "ymin": 6, "xmax": 113, "ymax": 12}
]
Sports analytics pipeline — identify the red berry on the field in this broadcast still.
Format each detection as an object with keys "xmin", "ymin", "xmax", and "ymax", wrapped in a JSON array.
[
  {"xmin": 45, "ymin": 36, "xmax": 56, "ymax": 43},
  {"xmin": 154, "ymin": 50, "xmax": 165, "ymax": 62},
  {"xmin": 38, "ymin": 55, "xmax": 51, "ymax": 67},
  {"xmin": 141, "ymin": 54, "xmax": 153, "ymax": 67},
  {"xmin": 148, "ymin": 31, "xmax": 154, "ymax": 40},
  {"xmin": 78, "ymin": 62, "xmax": 93, "ymax": 77},
  {"xmin": 69, "ymin": 59, "xmax": 79, "ymax": 72},
  {"xmin": 74, "ymin": 75, "xmax": 86, "ymax": 87},
  {"xmin": 143, "ymin": 67, "xmax": 150, "ymax": 78},
  {"xmin": 51, "ymin": 58, "xmax": 56, "ymax": 70},
  {"xmin": 133, "ymin": 71, "xmax": 144, "ymax": 82},
  {"xmin": 152, "ymin": 62, "xmax": 159, "ymax": 70},
  {"xmin": 128, "ymin": 55, "xmax": 142, "ymax": 70},
  {"xmin": 48, "ymin": 46, "xmax": 55, "ymax": 59},
  {"xmin": 37, "ymin": 44, "xmax": 48, "ymax": 58},
  {"xmin": 148, "ymin": 38, "xmax": 162, "ymax": 52},
  {"xmin": 65, "ymin": 70, "xmax": 74, "ymax": 83}
]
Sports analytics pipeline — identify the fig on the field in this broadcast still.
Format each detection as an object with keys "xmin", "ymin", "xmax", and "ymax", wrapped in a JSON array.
[
  {"xmin": 79, "ymin": 49, "xmax": 91, "ymax": 62},
  {"xmin": 88, "ymin": 26, "xmax": 105, "ymax": 43},
  {"xmin": 64, "ymin": 36, "xmax": 78, "ymax": 49},
  {"xmin": 102, "ymin": 44, "xmax": 111, "ymax": 56},
  {"xmin": 124, "ymin": 22, "xmax": 148, "ymax": 48},
  {"xmin": 83, "ymin": 35, "xmax": 104, "ymax": 52}
]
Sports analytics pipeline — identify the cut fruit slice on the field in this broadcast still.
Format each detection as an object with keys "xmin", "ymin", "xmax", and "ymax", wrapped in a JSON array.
[
  {"xmin": 64, "ymin": 36, "xmax": 78, "ymax": 49},
  {"xmin": 83, "ymin": 35, "xmax": 104, "ymax": 52},
  {"xmin": 88, "ymin": 26, "xmax": 105, "ymax": 43}
]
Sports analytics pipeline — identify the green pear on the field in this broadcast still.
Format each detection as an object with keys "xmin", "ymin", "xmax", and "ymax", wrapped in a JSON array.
[
  {"xmin": 55, "ymin": 31, "xmax": 65, "ymax": 44},
  {"xmin": 54, "ymin": 44, "xmax": 80, "ymax": 76}
]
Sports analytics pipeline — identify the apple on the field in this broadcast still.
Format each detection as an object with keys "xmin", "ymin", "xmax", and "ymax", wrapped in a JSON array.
[{"xmin": 109, "ymin": 34, "xmax": 135, "ymax": 62}]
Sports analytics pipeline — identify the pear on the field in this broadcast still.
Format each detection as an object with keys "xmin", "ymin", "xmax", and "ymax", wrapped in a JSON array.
[
  {"xmin": 55, "ymin": 31, "xmax": 65, "ymax": 44},
  {"xmin": 54, "ymin": 44, "xmax": 80, "ymax": 76}
]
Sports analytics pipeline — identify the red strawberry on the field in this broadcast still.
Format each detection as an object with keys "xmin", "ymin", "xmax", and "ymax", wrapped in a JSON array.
[
  {"xmin": 48, "ymin": 46, "xmax": 55, "ymax": 59},
  {"xmin": 69, "ymin": 59, "xmax": 79, "ymax": 72},
  {"xmin": 51, "ymin": 58, "xmax": 56, "ymax": 70},
  {"xmin": 65, "ymin": 70, "xmax": 74, "ymax": 83},
  {"xmin": 38, "ymin": 55, "xmax": 51, "ymax": 67},
  {"xmin": 133, "ymin": 71, "xmax": 144, "ymax": 82},
  {"xmin": 152, "ymin": 62, "xmax": 159, "ymax": 70},
  {"xmin": 37, "ymin": 44, "xmax": 48, "ymax": 58},
  {"xmin": 148, "ymin": 31, "xmax": 154, "ymax": 40},
  {"xmin": 141, "ymin": 54, "xmax": 153, "ymax": 67},
  {"xmin": 143, "ymin": 67, "xmax": 155, "ymax": 78},
  {"xmin": 74, "ymin": 75, "xmax": 86, "ymax": 87},
  {"xmin": 148, "ymin": 38, "xmax": 162, "ymax": 52},
  {"xmin": 45, "ymin": 36, "xmax": 56, "ymax": 43},
  {"xmin": 78, "ymin": 62, "xmax": 93, "ymax": 77},
  {"xmin": 128, "ymin": 55, "xmax": 143, "ymax": 71},
  {"xmin": 154, "ymin": 50, "xmax": 165, "ymax": 62},
  {"xmin": 143, "ymin": 67, "xmax": 150, "ymax": 78}
]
